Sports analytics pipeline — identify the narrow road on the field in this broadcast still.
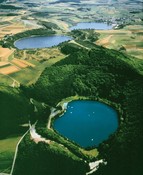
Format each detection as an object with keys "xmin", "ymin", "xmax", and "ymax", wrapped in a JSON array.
[
  {"xmin": 47, "ymin": 108, "xmax": 61, "ymax": 129},
  {"xmin": 69, "ymin": 40, "xmax": 90, "ymax": 50},
  {"xmin": 10, "ymin": 129, "xmax": 30, "ymax": 175}
]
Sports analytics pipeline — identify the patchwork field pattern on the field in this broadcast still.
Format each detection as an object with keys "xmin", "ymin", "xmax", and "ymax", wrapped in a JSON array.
[
  {"xmin": 96, "ymin": 25, "xmax": 143, "ymax": 59},
  {"xmin": 0, "ymin": 59, "xmax": 35, "ymax": 75}
]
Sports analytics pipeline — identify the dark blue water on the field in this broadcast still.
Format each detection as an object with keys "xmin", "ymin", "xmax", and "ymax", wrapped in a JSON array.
[
  {"xmin": 53, "ymin": 100, "xmax": 118, "ymax": 148},
  {"xmin": 70, "ymin": 22, "xmax": 112, "ymax": 30},
  {"xmin": 14, "ymin": 35, "xmax": 72, "ymax": 49}
]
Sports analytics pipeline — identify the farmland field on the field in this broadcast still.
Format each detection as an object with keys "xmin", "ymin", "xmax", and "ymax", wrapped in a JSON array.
[
  {"xmin": 0, "ymin": 48, "xmax": 14, "ymax": 61},
  {"xmin": 96, "ymin": 25, "xmax": 143, "ymax": 59},
  {"xmin": 10, "ymin": 53, "xmax": 66, "ymax": 85},
  {"xmin": 0, "ymin": 65, "xmax": 20, "ymax": 75}
]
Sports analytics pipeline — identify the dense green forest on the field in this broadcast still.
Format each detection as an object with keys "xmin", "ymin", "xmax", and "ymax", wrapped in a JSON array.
[
  {"xmin": 27, "ymin": 43, "xmax": 141, "ymax": 105},
  {"xmin": 13, "ymin": 134, "xmax": 88, "ymax": 175},
  {"xmin": 18, "ymin": 41, "xmax": 143, "ymax": 175},
  {"xmin": 0, "ymin": 84, "xmax": 50, "ymax": 139},
  {"xmin": 70, "ymin": 29, "xmax": 100, "ymax": 42},
  {"xmin": 36, "ymin": 127, "xmax": 95, "ymax": 161},
  {"xmin": 0, "ymin": 85, "xmax": 31, "ymax": 139}
]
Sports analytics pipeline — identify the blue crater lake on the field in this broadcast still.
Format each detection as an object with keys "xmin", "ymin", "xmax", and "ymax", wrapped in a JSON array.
[
  {"xmin": 53, "ymin": 100, "xmax": 118, "ymax": 148},
  {"xmin": 70, "ymin": 22, "xmax": 112, "ymax": 30},
  {"xmin": 14, "ymin": 35, "xmax": 72, "ymax": 49}
]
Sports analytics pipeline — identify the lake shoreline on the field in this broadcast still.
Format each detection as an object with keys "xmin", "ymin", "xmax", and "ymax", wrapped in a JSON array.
[
  {"xmin": 49, "ymin": 96, "xmax": 122, "ymax": 148},
  {"xmin": 14, "ymin": 35, "xmax": 72, "ymax": 49}
]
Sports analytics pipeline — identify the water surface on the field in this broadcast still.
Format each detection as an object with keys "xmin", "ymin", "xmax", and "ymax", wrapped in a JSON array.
[
  {"xmin": 15, "ymin": 35, "xmax": 72, "ymax": 49},
  {"xmin": 53, "ymin": 100, "xmax": 118, "ymax": 147},
  {"xmin": 70, "ymin": 22, "xmax": 112, "ymax": 30}
]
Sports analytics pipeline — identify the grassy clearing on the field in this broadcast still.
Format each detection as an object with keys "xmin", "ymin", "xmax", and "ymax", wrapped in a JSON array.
[
  {"xmin": 0, "ymin": 74, "xmax": 13, "ymax": 86},
  {"xmin": 14, "ymin": 48, "xmax": 65, "ymax": 62},
  {"xmin": 0, "ymin": 136, "xmax": 21, "ymax": 173},
  {"xmin": 0, "ymin": 136, "xmax": 21, "ymax": 152},
  {"xmin": 10, "ymin": 67, "xmax": 42, "ymax": 85},
  {"xmin": 80, "ymin": 148, "xmax": 98, "ymax": 158}
]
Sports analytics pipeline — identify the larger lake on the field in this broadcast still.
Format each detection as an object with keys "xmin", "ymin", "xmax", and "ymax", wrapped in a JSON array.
[
  {"xmin": 53, "ymin": 100, "xmax": 118, "ymax": 148},
  {"xmin": 70, "ymin": 22, "xmax": 112, "ymax": 30},
  {"xmin": 14, "ymin": 35, "xmax": 72, "ymax": 49}
]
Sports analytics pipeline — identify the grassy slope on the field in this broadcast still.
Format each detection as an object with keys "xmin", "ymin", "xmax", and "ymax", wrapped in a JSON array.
[
  {"xmin": 0, "ymin": 136, "xmax": 21, "ymax": 173},
  {"xmin": 0, "ymin": 74, "xmax": 13, "ymax": 86},
  {"xmin": 0, "ymin": 85, "xmax": 31, "ymax": 138}
]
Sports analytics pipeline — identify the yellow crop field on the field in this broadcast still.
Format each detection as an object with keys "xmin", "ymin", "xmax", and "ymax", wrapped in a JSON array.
[
  {"xmin": 11, "ymin": 59, "xmax": 28, "ymax": 68},
  {"xmin": 0, "ymin": 48, "xmax": 14, "ymax": 61},
  {"xmin": 19, "ymin": 59, "xmax": 35, "ymax": 67},
  {"xmin": 0, "ymin": 65, "xmax": 20, "ymax": 75},
  {"xmin": 0, "ymin": 61, "xmax": 10, "ymax": 67}
]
